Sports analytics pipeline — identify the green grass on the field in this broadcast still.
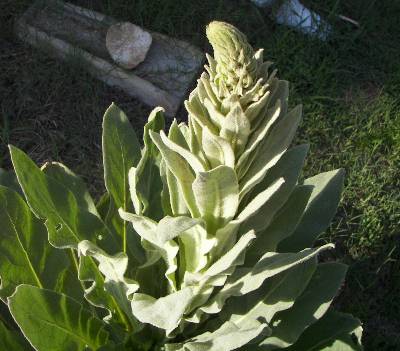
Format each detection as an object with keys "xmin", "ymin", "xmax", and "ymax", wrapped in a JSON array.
[{"xmin": 1, "ymin": 0, "xmax": 399, "ymax": 349}]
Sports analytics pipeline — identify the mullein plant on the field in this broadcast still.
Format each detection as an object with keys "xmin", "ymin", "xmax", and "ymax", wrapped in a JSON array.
[{"xmin": 0, "ymin": 21, "xmax": 362, "ymax": 351}]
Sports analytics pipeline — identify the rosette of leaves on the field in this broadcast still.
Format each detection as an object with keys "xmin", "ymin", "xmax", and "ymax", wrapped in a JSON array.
[{"xmin": 0, "ymin": 22, "xmax": 362, "ymax": 350}]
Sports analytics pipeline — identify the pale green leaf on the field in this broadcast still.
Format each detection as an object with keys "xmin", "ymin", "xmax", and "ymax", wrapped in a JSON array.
[
  {"xmin": 259, "ymin": 263, "xmax": 348, "ymax": 349},
  {"xmin": 244, "ymin": 185, "xmax": 312, "ymax": 266},
  {"xmin": 185, "ymin": 231, "xmax": 256, "ymax": 321},
  {"xmin": 78, "ymin": 241, "xmax": 139, "ymax": 327},
  {"xmin": 222, "ymin": 259, "xmax": 316, "ymax": 330},
  {"xmin": 236, "ymin": 100, "xmax": 281, "ymax": 172},
  {"xmin": 169, "ymin": 119, "xmax": 190, "ymax": 150},
  {"xmin": 160, "ymin": 130, "xmax": 206, "ymax": 173},
  {"xmin": 178, "ymin": 224, "xmax": 216, "ymax": 275},
  {"xmin": 180, "ymin": 321, "xmax": 267, "ymax": 351},
  {"xmin": 166, "ymin": 167, "xmax": 190, "ymax": 216},
  {"xmin": 238, "ymin": 104, "xmax": 302, "ymax": 191},
  {"xmin": 157, "ymin": 216, "xmax": 203, "ymax": 243},
  {"xmin": 185, "ymin": 94, "xmax": 219, "ymax": 135},
  {"xmin": 202, "ymin": 126, "xmax": 235, "ymax": 168},
  {"xmin": 204, "ymin": 97, "xmax": 225, "ymax": 129},
  {"xmin": 119, "ymin": 211, "xmax": 200, "ymax": 290},
  {"xmin": 198, "ymin": 245, "xmax": 333, "ymax": 319},
  {"xmin": 220, "ymin": 101, "xmax": 251, "ymax": 155},
  {"xmin": 150, "ymin": 131, "xmax": 199, "ymax": 217},
  {"xmin": 278, "ymin": 169, "xmax": 345, "ymax": 252},
  {"xmin": 239, "ymin": 144, "xmax": 309, "ymax": 234},
  {"xmin": 245, "ymin": 89, "xmax": 271, "ymax": 122},
  {"xmin": 237, "ymin": 177, "xmax": 284, "ymax": 223},
  {"xmin": 9, "ymin": 284, "xmax": 109, "ymax": 351},
  {"xmin": 192, "ymin": 165, "xmax": 239, "ymax": 233},
  {"xmin": 129, "ymin": 107, "xmax": 164, "ymax": 220},
  {"xmin": 118, "ymin": 211, "xmax": 200, "ymax": 246},
  {"xmin": 206, "ymin": 230, "xmax": 256, "ymax": 278},
  {"xmin": 131, "ymin": 288, "xmax": 193, "ymax": 334},
  {"xmin": 285, "ymin": 311, "xmax": 363, "ymax": 351}
]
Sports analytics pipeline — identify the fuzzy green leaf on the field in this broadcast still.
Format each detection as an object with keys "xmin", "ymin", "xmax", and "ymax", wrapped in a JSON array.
[
  {"xmin": 202, "ymin": 127, "xmax": 235, "ymax": 168},
  {"xmin": 0, "ymin": 319, "xmax": 33, "ymax": 351},
  {"xmin": 198, "ymin": 245, "xmax": 333, "ymax": 319},
  {"xmin": 43, "ymin": 162, "xmax": 99, "ymax": 216},
  {"xmin": 176, "ymin": 321, "xmax": 267, "ymax": 351},
  {"xmin": 9, "ymin": 284, "xmax": 109, "ymax": 351},
  {"xmin": 103, "ymin": 103, "xmax": 141, "ymax": 209},
  {"xmin": 128, "ymin": 108, "xmax": 165, "ymax": 221},
  {"xmin": 102, "ymin": 103, "xmax": 141, "ymax": 254},
  {"xmin": 78, "ymin": 240, "xmax": 139, "ymax": 327},
  {"xmin": 244, "ymin": 185, "xmax": 312, "ymax": 266},
  {"xmin": 192, "ymin": 166, "xmax": 239, "ymax": 232},
  {"xmin": 150, "ymin": 131, "xmax": 199, "ymax": 217},
  {"xmin": 10, "ymin": 146, "xmax": 113, "ymax": 250},
  {"xmin": 0, "ymin": 186, "xmax": 69, "ymax": 300},
  {"xmin": 222, "ymin": 259, "xmax": 317, "ymax": 330},
  {"xmin": 131, "ymin": 288, "xmax": 193, "ymax": 334},
  {"xmin": 238, "ymin": 104, "xmax": 302, "ymax": 194},
  {"xmin": 220, "ymin": 101, "xmax": 251, "ymax": 155},
  {"xmin": 278, "ymin": 169, "xmax": 345, "ymax": 252},
  {"xmin": 285, "ymin": 311, "xmax": 363, "ymax": 351},
  {"xmin": 240, "ymin": 144, "xmax": 309, "ymax": 231},
  {"xmin": 259, "ymin": 262, "xmax": 348, "ymax": 349}
]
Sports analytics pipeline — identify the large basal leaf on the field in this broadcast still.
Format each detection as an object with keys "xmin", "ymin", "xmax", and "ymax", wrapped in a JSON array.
[
  {"xmin": 259, "ymin": 262, "xmax": 348, "ymax": 349},
  {"xmin": 9, "ymin": 147, "xmax": 129, "ymax": 324},
  {"xmin": 0, "ymin": 168, "xmax": 22, "ymax": 195},
  {"xmin": 9, "ymin": 284, "xmax": 109, "ymax": 351},
  {"xmin": 0, "ymin": 186, "xmax": 69, "ymax": 300},
  {"xmin": 10, "ymin": 146, "xmax": 114, "ymax": 250},
  {"xmin": 278, "ymin": 169, "xmax": 345, "ymax": 252},
  {"xmin": 285, "ymin": 311, "xmax": 363, "ymax": 351},
  {"xmin": 0, "ymin": 319, "xmax": 33, "ymax": 351},
  {"xmin": 43, "ymin": 162, "xmax": 99, "ymax": 216}
]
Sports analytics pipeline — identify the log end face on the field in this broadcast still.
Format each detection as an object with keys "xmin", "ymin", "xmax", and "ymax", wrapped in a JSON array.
[{"xmin": 106, "ymin": 22, "xmax": 152, "ymax": 69}]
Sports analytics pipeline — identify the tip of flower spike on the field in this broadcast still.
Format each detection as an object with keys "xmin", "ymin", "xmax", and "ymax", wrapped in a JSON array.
[
  {"xmin": 206, "ymin": 21, "xmax": 253, "ymax": 63},
  {"xmin": 206, "ymin": 21, "xmax": 261, "ymax": 95}
]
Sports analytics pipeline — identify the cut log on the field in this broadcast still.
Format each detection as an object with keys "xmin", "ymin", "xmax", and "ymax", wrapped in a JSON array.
[
  {"xmin": 15, "ymin": 0, "xmax": 204, "ymax": 116},
  {"xmin": 106, "ymin": 22, "xmax": 152, "ymax": 69}
]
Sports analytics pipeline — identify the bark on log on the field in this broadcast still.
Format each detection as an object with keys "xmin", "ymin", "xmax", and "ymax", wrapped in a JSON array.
[{"xmin": 15, "ymin": 0, "xmax": 204, "ymax": 116}]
